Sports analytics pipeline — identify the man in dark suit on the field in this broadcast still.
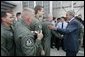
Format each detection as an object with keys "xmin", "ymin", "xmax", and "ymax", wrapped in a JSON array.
[{"xmin": 48, "ymin": 10, "xmax": 81, "ymax": 56}]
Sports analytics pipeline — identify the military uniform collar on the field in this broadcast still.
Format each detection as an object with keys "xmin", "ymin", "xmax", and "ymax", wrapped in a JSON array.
[
  {"xmin": 35, "ymin": 16, "xmax": 43, "ymax": 22},
  {"xmin": 20, "ymin": 18, "xmax": 28, "ymax": 26},
  {"xmin": 1, "ymin": 23, "xmax": 11, "ymax": 30}
]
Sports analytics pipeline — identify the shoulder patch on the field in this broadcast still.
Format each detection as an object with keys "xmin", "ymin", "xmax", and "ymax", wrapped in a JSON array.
[{"xmin": 26, "ymin": 39, "xmax": 32, "ymax": 46}]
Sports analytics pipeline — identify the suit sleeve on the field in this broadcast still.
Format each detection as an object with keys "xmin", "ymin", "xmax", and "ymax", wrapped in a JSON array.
[{"xmin": 56, "ymin": 21, "xmax": 78, "ymax": 34}]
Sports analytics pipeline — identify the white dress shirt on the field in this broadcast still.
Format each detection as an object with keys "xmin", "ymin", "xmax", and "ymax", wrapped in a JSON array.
[{"xmin": 56, "ymin": 21, "xmax": 68, "ymax": 29}]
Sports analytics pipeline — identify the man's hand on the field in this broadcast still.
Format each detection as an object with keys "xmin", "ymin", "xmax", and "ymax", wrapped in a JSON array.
[
  {"xmin": 35, "ymin": 31, "xmax": 43, "ymax": 40},
  {"xmin": 48, "ymin": 25, "xmax": 56, "ymax": 30}
]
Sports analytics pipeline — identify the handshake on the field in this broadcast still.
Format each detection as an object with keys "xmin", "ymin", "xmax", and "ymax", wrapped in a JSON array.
[{"xmin": 31, "ymin": 30, "xmax": 43, "ymax": 40}]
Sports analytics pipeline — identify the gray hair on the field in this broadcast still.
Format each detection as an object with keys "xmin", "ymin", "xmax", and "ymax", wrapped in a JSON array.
[
  {"xmin": 23, "ymin": 7, "xmax": 34, "ymax": 12},
  {"xmin": 22, "ymin": 7, "xmax": 34, "ymax": 16},
  {"xmin": 67, "ymin": 10, "xmax": 75, "ymax": 17}
]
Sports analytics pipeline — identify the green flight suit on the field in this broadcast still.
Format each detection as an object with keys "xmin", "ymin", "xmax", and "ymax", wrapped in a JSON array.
[
  {"xmin": 1, "ymin": 46, "xmax": 9, "ymax": 56},
  {"xmin": 1, "ymin": 24, "xmax": 15, "ymax": 56},
  {"xmin": 42, "ymin": 20, "xmax": 52, "ymax": 56},
  {"xmin": 30, "ymin": 18, "xmax": 42, "ymax": 32},
  {"xmin": 30, "ymin": 18, "xmax": 43, "ymax": 56},
  {"xmin": 14, "ymin": 18, "xmax": 42, "ymax": 56}
]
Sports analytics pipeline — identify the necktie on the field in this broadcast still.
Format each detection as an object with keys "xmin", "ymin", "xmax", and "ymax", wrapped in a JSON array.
[
  {"xmin": 62, "ymin": 22, "xmax": 63, "ymax": 29},
  {"xmin": 67, "ymin": 22, "xmax": 69, "ymax": 24}
]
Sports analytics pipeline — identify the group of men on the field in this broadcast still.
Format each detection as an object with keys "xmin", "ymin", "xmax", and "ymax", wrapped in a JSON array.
[
  {"xmin": 1, "ymin": 5, "xmax": 83, "ymax": 56},
  {"xmin": 1, "ymin": 5, "xmax": 51, "ymax": 56}
]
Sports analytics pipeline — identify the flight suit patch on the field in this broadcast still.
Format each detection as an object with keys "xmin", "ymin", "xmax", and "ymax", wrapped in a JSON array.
[{"xmin": 26, "ymin": 39, "xmax": 32, "ymax": 46}]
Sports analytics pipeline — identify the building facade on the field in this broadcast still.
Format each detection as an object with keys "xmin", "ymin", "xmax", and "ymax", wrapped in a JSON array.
[{"xmin": 1, "ymin": 1, "xmax": 84, "ymax": 20}]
